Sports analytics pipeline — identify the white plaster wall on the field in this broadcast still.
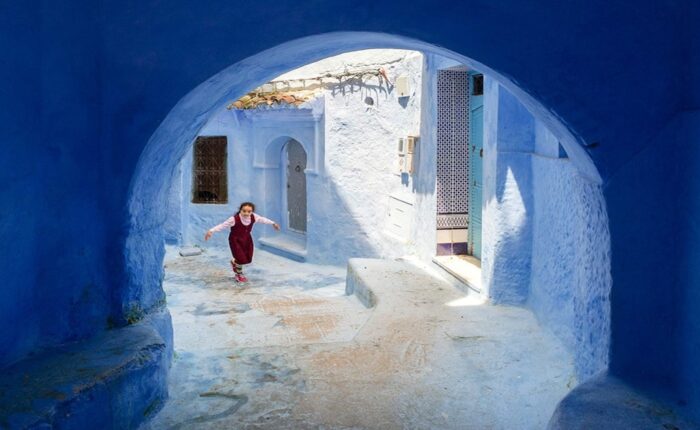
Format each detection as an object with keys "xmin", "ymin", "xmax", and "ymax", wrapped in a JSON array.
[
  {"xmin": 166, "ymin": 49, "xmax": 428, "ymax": 264},
  {"xmin": 313, "ymin": 50, "xmax": 424, "ymax": 262}
]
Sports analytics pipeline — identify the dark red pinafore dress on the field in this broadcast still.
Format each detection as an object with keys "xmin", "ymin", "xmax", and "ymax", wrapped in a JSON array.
[{"xmin": 228, "ymin": 214, "xmax": 255, "ymax": 264}]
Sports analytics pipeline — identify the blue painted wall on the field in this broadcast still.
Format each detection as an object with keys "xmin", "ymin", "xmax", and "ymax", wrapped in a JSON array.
[
  {"xmin": 529, "ymin": 123, "xmax": 611, "ymax": 381},
  {"xmin": 2, "ymin": 0, "xmax": 699, "ymax": 423},
  {"xmin": 607, "ymin": 111, "xmax": 700, "ymax": 418},
  {"xmin": 677, "ymin": 113, "xmax": 700, "ymax": 416},
  {"xmin": 483, "ymin": 81, "xmax": 611, "ymax": 380},
  {"xmin": 0, "ymin": 1, "xmax": 41, "ymax": 368},
  {"xmin": 0, "ymin": 1, "xmax": 111, "ymax": 367},
  {"xmin": 482, "ymin": 81, "xmax": 535, "ymax": 304}
]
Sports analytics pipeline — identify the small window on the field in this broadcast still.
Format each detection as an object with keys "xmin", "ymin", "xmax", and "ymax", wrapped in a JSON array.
[
  {"xmin": 472, "ymin": 74, "xmax": 484, "ymax": 96},
  {"xmin": 192, "ymin": 136, "xmax": 228, "ymax": 204}
]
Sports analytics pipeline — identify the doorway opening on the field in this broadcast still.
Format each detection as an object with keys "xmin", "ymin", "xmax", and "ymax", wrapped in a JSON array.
[
  {"xmin": 258, "ymin": 138, "xmax": 309, "ymax": 259},
  {"xmin": 433, "ymin": 68, "xmax": 484, "ymax": 290}
]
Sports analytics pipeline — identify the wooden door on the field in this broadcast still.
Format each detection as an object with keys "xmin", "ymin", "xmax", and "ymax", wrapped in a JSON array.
[{"xmin": 286, "ymin": 140, "xmax": 307, "ymax": 233}]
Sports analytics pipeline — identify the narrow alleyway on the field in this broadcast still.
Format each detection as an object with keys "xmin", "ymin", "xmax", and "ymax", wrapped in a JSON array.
[{"xmin": 145, "ymin": 247, "xmax": 576, "ymax": 429}]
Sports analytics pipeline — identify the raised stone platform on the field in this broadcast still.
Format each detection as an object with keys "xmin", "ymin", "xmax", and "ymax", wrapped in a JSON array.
[
  {"xmin": 346, "ymin": 258, "xmax": 700, "ymax": 429},
  {"xmin": 341, "ymin": 258, "xmax": 576, "ymax": 429},
  {"xmin": 0, "ymin": 308, "xmax": 172, "ymax": 429},
  {"xmin": 345, "ymin": 259, "xmax": 379, "ymax": 308}
]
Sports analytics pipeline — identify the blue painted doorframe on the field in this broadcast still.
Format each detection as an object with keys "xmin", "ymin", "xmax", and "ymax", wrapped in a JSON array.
[{"xmin": 468, "ymin": 72, "xmax": 484, "ymax": 259}]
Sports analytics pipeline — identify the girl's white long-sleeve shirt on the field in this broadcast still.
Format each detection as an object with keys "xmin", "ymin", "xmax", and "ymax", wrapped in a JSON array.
[{"xmin": 209, "ymin": 213, "xmax": 276, "ymax": 232}]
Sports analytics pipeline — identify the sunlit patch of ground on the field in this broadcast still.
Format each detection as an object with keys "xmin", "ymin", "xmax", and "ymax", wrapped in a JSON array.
[{"xmin": 144, "ymin": 246, "xmax": 575, "ymax": 429}]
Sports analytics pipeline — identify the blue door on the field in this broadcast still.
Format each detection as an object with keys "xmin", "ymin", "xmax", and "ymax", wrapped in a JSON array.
[{"xmin": 468, "ymin": 73, "xmax": 484, "ymax": 259}]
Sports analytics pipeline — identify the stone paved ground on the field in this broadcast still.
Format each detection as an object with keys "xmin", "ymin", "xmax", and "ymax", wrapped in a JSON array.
[{"xmin": 144, "ymin": 246, "xmax": 576, "ymax": 429}]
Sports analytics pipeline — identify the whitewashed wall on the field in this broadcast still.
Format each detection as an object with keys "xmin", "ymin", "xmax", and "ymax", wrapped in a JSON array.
[
  {"xmin": 313, "ymin": 49, "xmax": 424, "ymax": 261},
  {"xmin": 167, "ymin": 49, "xmax": 428, "ymax": 264}
]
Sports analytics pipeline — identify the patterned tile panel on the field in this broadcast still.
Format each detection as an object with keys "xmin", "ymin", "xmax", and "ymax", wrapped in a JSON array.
[
  {"xmin": 436, "ymin": 70, "xmax": 470, "ymax": 230},
  {"xmin": 436, "ymin": 214, "xmax": 469, "ymax": 230}
]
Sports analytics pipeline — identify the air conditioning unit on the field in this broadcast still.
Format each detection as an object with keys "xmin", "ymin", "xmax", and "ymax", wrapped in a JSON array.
[
  {"xmin": 406, "ymin": 135, "xmax": 416, "ymax": 154},
  {"xmin": 397, "ymin": 137, "xmax": 407, "ymax": 155},
  {"xmin": 398, "ymin": 136, "xmax": 418, "ymax": 175}
]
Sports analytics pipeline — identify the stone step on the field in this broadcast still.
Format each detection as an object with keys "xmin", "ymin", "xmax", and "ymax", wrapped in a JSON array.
[
  {"xmin": 345, "ymin": 259, "xmax": 379, "ymax": 308},
  {"xmin": 258, "ymin": 235, "xmax": 307, "ymax": 262},
  {"xmin": 432, "ymin": 255, "xmax": 482, "ymax": 294},
  {"xmin": 345, "ymin": 258, "xmax": 462, "ymax": 309}
]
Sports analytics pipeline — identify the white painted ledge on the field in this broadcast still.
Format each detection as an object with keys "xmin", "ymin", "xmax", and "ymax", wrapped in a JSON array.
[{"xmin": 432, "ymin": 255, "xmax": 483, "ymax": 293}]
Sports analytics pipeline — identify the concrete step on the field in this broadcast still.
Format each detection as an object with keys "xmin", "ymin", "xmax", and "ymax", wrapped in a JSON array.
[
  {"xmin": 345, "ymin": 258, "xmax": 464, "ymax": 309},
  {"xmin": 0, "ymin": 309, "xmax": 172, "ymax": 429},
  {"xmin": 345, "ymin": 259, "xmax": 379, "ymax": 308},
  {"xmin": 432, "ymin": 255, "xmax": 482, "ymax": 294},
  {"xmin": 258, "ymin": 234, "xmax": 307, "ymax": 262}
]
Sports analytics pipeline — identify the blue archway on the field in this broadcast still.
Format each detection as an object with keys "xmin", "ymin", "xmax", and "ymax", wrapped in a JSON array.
[{"xmin": 126, "ymin": 30, "xmax": 609, "ymax": 396}]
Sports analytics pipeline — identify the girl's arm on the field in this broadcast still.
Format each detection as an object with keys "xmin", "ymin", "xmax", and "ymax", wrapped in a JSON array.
[
  {"xmin": 204, "ymin": 216, "xmax": 236, "ymax": 240},
  {"xmin": 254, "ymin": 213, "xmax": 281, "ymax": 231}
]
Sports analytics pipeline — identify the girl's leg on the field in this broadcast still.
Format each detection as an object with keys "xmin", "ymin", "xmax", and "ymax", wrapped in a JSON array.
[{"xmin": 230, "ymin": 259, "xmax": 243, "ymax": 275}]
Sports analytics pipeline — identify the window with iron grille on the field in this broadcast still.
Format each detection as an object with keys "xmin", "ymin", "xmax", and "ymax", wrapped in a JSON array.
[{"xmin": 192, "ymin": 136, "xmax": 228, "ymax": 204}]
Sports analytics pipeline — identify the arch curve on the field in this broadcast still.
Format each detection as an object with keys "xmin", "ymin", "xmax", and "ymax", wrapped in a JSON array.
[
  {"xmin": 125, "ymin": 31, "xmax": 609, "ymax": 382},
  {"xmin": 129, "ymin": 33, "xmax": 600, "ymax": 232}
]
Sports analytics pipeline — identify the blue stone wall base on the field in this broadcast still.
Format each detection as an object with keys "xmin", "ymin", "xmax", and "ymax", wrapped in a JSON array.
[
  {"xmin": 0, "ymin": 308, "xmax": 172, "ymax": 429},
  {"xmin": 548, "ymin": 373, "xmax": 699, "ymax": 430}
]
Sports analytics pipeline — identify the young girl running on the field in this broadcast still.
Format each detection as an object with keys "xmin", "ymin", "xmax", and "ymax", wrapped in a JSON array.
[{"xmin": 204, "ymin": 202, "xmax": 280, "ymax": 283}]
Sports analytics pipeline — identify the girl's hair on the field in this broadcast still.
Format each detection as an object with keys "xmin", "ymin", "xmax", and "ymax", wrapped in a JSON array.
[{"xmin": 237, "ymin": 202, "xmax": 255, "ymax": 214}]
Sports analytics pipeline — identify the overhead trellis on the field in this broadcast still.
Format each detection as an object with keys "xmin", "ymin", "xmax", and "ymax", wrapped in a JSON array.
[
  {"xmin": 227, "ymin": 90, "xmax": 317, "ymax": 110},
  {"xmin": 227, "ymin": 67, "xmax": 392, "ymax": 110}
]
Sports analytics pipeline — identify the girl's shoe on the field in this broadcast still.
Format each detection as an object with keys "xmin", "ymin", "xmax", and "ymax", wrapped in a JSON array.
[
  {"xmin": 238, "ymin": 274, "xmax": 248, "ymax": 283},
  {"xmin": 235, "ymin": 274, "xmax": 247, "ymax": 283}
]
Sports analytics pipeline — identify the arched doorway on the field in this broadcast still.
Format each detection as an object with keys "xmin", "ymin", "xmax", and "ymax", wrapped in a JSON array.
[{"xmin": 254, "ymin": 131, "xmax": 316, "ymax": 261}]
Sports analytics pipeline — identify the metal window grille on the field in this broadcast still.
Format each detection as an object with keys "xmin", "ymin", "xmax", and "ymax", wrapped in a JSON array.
[{"xmin": 192, "ymin": 136, "xmax": 228, "ymax": 204}]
